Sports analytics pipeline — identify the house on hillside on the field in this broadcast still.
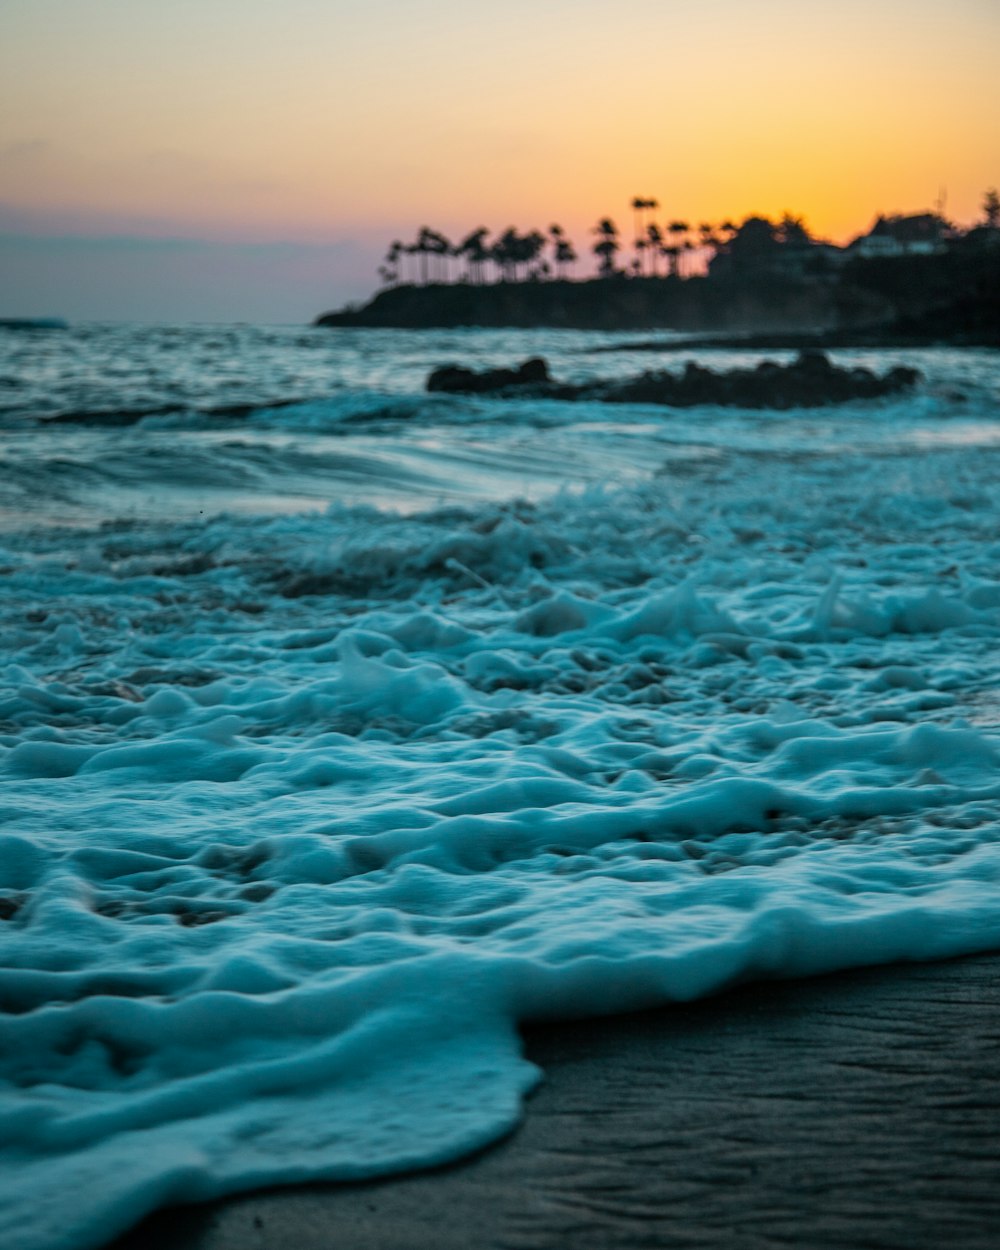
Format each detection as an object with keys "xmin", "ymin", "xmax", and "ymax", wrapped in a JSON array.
[
  {"xmin": 954, "ymin": 224, "xmax": 1000, "ymax": 255},
  {"xmin": 850, "ymin": 213, "xmax": 951, "ymax": 259},
  {"xmin": 708, "ymin": 216, "xmax": 845, "ymax": 280},
  {"xmin": 769, "ymin": 240, "xmax": 846, "ymax": 278}
]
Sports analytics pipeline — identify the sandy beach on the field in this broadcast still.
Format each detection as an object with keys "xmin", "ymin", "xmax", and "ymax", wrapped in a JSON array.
[{"xmin": 108, "ymin": 953, "xmax": 1000, "ymax": 1250}]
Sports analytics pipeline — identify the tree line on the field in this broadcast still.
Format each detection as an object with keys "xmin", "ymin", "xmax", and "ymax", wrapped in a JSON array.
[
  {"xmin": 378, "ymin": 189, "xmax": 1000, "ymax": 288},
  {"xmin": 378, "ymin": 202, "xmax": 725, "ymax": 287}
]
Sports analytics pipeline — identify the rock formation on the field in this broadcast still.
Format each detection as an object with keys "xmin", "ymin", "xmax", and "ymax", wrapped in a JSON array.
[{"xmin": 426, "ymin": 350, "xmax": 921, "ymax": 409}]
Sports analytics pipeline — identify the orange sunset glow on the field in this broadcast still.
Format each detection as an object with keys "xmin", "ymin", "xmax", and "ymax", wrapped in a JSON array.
[{"xmin": 1, "ymin": 0, "xmax": 997, "ymax": 319}]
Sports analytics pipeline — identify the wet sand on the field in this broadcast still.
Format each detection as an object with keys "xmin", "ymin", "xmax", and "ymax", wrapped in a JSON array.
[{"xmin": 108, "ymin": 954, "xmax": 1000, "ymax": 1250}]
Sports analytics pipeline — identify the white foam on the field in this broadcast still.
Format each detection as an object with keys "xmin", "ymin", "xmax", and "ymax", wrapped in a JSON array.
[{"xmin": 1, "ymin": 333, "xmax": 1000, "ymax": 1249}]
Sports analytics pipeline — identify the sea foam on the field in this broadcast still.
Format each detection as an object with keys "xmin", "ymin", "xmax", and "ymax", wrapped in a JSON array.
[{"xmin": 1, "ymin": 327, "xmax": 999, "ymax": 1249}]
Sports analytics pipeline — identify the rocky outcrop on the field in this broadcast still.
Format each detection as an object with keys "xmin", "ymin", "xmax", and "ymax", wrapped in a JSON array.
[
  {"xmin": 426, "ymin": 350, "xmax": 921, "ymax": 409},
  {"xmin": 427, "ymin": 357, "xmax": 551, "ymax": 394}
]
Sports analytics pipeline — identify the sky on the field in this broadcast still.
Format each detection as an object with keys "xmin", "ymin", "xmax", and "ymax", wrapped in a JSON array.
[{"xmin": 1, "ymin": 0, "xmax": 997, "ymax": 322}]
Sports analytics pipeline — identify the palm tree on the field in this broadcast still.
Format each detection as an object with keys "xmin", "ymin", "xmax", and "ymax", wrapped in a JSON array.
[
  {"xmin": 521, "ymin": 229, "xmax": 546, "ymax": 278},
  {"xmin": 982, "ymin": 188, "xmax": 999, "ymax": 228},
  {"xmin": 631, "ymin": 197, "xmax": 647, "ymax": 270},
  {"xmin": 643, "ymin": 222, "xmax": 662, "ymax": 277},
  {"xmin": 427, "ymin": 229, "xmax": 452, "ymax": 281},
  {"xmin": 633, "ymin": 239, "xmax": 646, "ymax": 276},
  {"xmin": 457, "ymin": 227, "xmax": 491, "ymax": 283},
  {"xmin": 631, "ymin": 197, "xmax": 645, "ymax": 252},
  {"xmin": 694, "ymin": 222, "xmax": 719, "ymax": 274},
  {"xmin": 550, "ymin": 225, "xmax": 577, "ymax": 278},
  {"xmin": 414, "ymin": 226, "xmax": 435, "ymax": 284},
  {"xmin": 593, "ymin": 217, "xmax": 620, "ymax": 277},
  {"xmin": 549, "ymin": 224, "xmax": 564, "ymax": 277},
  {"xmin": 492, "ymin": 227, "xmax": 519, "ymax": 281},
  {"xmin": 378, "ymin": 240, "xmax": 402, "ymax": 286},
  {"xmin": 630, "ymin": 197, "xmax": 658, "ymax": 273},
  {"xmin": 667, "ymin": 220, "xmax": 690, "ymax": 276},
  {"xmin": 403, "ymin": 242, "xmax": 419, "ymax": 283}
]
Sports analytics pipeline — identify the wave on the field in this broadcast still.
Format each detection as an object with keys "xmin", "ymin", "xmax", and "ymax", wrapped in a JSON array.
[
  {"xmin": 2, "ymin": 439, "xmax": 1000, "ymax": 1247},
  {"xmin": 32, "ymin": 395, "xmax": 324, "ymax": 429}
]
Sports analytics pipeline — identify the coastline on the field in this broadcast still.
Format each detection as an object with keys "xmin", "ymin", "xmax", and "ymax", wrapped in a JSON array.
[
  {"xmin": 314, "ymin": 253, "xmax": 1000, "ymax": 347},
  {"xmin": 108, "ymin": 952, "xmax": 1000, "ymax": 1250}
]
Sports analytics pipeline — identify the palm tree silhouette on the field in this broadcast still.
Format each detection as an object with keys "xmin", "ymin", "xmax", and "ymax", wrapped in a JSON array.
[
  {"xmin": 382, "ymin": 200, "xmax": 846, "ymax": 289},
  {"xmin": 457, "ymin": 228, "xmax": 491, "ymax": 283},
  {"xmin": 378, "ymin": 240, "xmax": 403, "ymax": 286},
  {"xmin": 593, "ymin": 218, "xmax": 620, "ymax": 277},
  {"xmin": 492, "ymin": 228, "xmax": 518, "ymax": 281},
  {"xmin": 559, "ymin": 238, "xmax": 577, "ymax": 277},
  {"xmin": 631, "ymin": 197, "xmax": 646, "ymax": 269},
  {"xmin": 549, "ymin": 224, "xmax": 563, "ymax": 274},
  {"xmin": 414, "ymin": 227, "xmax": 435, "ymax": 284},
  {"xmin": 550, "ymin": 225, "xmax": 577, "ymax": 278},
  {"xmin": 521, "ymin": 230, "xmax": 546, "ymax": 278},
  {"xmin": 646, "ymin": 222, "xmax": 663, "ymax": 277},
  {"xmin": 985, "ymin": 188, "xmax": 1000, "ymax": 228},
  {"xmin": 427, "ymin": 229, "xmax": 452, "ymax": 281},
  {"xmin": 630, "ymin": 197, "xmax": 659, "ymax": 273},
  {"xmin": 667, "ymin": 220, "xmax": 690, "ymax": 276}
]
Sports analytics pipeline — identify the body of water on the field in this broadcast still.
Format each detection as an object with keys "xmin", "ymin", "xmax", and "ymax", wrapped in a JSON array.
[{"xmin": 2, "ymin": 322, "xmax": 1000, "ymax": 1250}]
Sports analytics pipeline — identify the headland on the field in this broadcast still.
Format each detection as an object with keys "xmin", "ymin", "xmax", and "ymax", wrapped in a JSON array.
[{"xmin": 316, "ymin": 209, "xmax": 1000, "ymax": 346}]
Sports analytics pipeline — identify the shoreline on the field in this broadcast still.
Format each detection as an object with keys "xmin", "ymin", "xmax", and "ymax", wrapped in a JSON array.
[
  {"xmin": 108, "ymin": 952, "xmax": 1000, "ymax": 1250},
  {"xmin": 314, "ymin": 255, "xmax": 1000, "ymax": 347}
]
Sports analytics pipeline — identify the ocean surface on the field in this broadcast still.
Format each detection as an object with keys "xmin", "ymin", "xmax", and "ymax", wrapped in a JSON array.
[{"xmin": 2, "ymin": 322, "xmax": 1000, "ymax": 1250}]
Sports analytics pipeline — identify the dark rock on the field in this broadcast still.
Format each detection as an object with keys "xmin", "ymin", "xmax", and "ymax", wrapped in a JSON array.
[
  {"xmin": 427, "ymin": 357, "xmax": 550, "ymax": 394},
  {"xmin": 425, "ymin": 351, "xmax": 921, "ymax": 409},
  {"xmin": 797, "ymin": 347, "xmax": 835, "ymax": 373}
]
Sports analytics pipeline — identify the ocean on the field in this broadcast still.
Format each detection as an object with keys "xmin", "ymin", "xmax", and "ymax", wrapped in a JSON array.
[{"xmin": 2, "ymin": 322, "xmax": 1000, "ymax": 1250}]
